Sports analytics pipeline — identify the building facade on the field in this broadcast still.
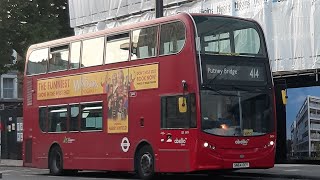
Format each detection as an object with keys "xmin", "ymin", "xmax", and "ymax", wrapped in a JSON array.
[
  {"xmin": 0, "ymin": 52, "xmax": 23, "ymax": 160},
  {"xmin": 68, "ymin": 0, "xmax": 320, "ymax": 74},
  {"xmin": 291, "ymin": 96, "xmax": 320, "ymax": 158}
]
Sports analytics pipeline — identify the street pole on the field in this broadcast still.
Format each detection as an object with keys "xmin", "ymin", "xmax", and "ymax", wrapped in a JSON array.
[{"xmin": 155, "ymin": 0, "xmax": 163, "ymax": 18}]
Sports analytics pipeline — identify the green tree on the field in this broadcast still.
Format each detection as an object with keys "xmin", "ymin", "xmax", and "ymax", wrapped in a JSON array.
[{"xmin": 0, "ymin": 0, "xmax": 73, "ymax": 74}]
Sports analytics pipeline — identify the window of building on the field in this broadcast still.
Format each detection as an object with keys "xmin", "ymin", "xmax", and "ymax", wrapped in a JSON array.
[
  {"xmin": 81, "ymin": 102, "xmax": 103, "ymax": 131},
  {"xmin": 48, "ymin": 106, "xmax": 68, "ymax": 132},
  {"xmin": 82, "ymin": 37, "xmax": 104, "ymax": 67},
  {"xmin": 27, "ymin": 48, "xmax": 48, "ymax": 75},
  {"xmin": 49, "ymin": 45, "xmax": 69, "ymax": 72},
  {"xmin": 105, "ymin": 33, "xmax": 130, "ymax": 64},
  {"xmin": 131, "ymin": 26, "xmax": 158, "ymax": 60},
  {"xmin": 39, "ymin": 107, "xmax": 47, "ymax": 132},
  {"xmin": 161, "ymin": 94, "xmax": 196, "ymax": 129},
  {"xmin": 70, "ymin": 42, "xmax": 81, "ymax": 69},
  {"xmin": 160, "ymin": 21, "xmax": 186, "ymax": 55},
  {"xmin": 3, "ymin": 78, "xmax": 14, "ymax": 98},
  {"xmin": 69, "ymin": 104, "xmax": 79, "ymax": 131}
]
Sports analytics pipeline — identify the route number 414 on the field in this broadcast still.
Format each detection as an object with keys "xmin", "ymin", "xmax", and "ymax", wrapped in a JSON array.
[{"xmin": 250, "ymin": 68, "xmax": 259, "ymax": 78}]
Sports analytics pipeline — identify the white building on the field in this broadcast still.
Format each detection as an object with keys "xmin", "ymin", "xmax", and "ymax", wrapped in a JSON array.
[
  {"xmin": 68, "ymin": 0, "xmax": 320, "ymax": 74},
  {"xmin": 291, "ymin": 96, "xmax": 320, "ymax": 158}
]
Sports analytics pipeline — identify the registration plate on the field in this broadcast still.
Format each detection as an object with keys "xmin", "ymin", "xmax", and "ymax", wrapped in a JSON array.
[{"xmin": 233, "ymin": 162, "xmax": 249, "ymax": 168}]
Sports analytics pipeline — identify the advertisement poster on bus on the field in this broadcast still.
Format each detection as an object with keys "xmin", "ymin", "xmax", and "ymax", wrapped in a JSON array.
[
  {"xmin": 106, "ymin": 68, "xmax": 129, "ymax": 133},
  {"xmin": 37, "ymin": 72, "xmax": 106, "ymax": 100},
  {"xmin": 107, "ymin": 64, "xmax": 158, "ymax": 133},
  {"xmin": 129, "ymin": 64, "xmax": 158, "ymax": 91},
  {"xmin": 37, "ymin": 64, "xmax": 158, "ymax": 100}
]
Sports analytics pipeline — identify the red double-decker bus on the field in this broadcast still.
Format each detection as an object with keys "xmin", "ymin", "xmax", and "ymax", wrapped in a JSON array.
[{"xmin": 23, "ymin": 13, "xmax": 276, "ymax": 179}]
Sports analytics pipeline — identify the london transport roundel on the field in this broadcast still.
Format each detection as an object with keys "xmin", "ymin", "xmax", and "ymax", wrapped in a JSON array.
[{"xmin": 121, "ymin": 137, "xmax": 130, "ymax": 152}]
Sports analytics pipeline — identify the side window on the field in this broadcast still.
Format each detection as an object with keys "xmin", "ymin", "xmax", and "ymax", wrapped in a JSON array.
[
  {"xmin": 105, "ymin": 33, "xmax": 130, "ymax": 64},
  {"xmin": 27, "ymin": 48, "xmax": 48, "ymax": 75},
  {"xmin": 82, "ymin": 37, "xmax": 104, "ymax": 67},
  {"xmin": 160, "ymin": 21, "xmax": 186, "ymax": 55},
  {"xmin": 48, "ymin": 106, "xmax": 68, "ymax": 132},
  {"xmin": 131, "ymin": 26, "xmax": 158, "ymax": 60},
  {"xmin": 161, "ymin": 94, "xmax": 196, "ymax": 129},
  {"xmin": 69, "ymin": 104, "xmax": 80, "ymax": 131},
  {"xmin": 49, "ymin": 45, "xmax": 69, "ymax": 72},
  {"xmin": 70, "ymin": 42, "xmax": 81, "ymax": 69},
  {"xmin": 204, "ymin": 32, "xmax": 231, "ymax": 54},
  {"xmin": 234, "ymin": 28, "xmax": 260, "ymax": 54},
  {"xmin": 39, "ymin": 107, "xmax": 47, "ymax": 132},
  {"xmin": 81, "ymin": 103, "xmax": 103, "ymax": 131}
]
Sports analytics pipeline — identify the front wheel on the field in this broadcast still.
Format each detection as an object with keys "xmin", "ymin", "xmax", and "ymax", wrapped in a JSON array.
[
  {"xmin": 49, "ymin": 146, "xmax": 63, "ymax": 175},
  {"xmin": 136, "ymin": 146, "xmax": 155, "ymax": 180}
]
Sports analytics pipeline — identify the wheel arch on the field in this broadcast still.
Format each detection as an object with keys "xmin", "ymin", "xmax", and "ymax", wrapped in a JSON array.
[
  {"xmin": 134, "ymin": 140, "xmax": 154, "ymax": 172},
  {"xmin": 47, "ymin": 142, "xmax": 62, "ymax": 168}
]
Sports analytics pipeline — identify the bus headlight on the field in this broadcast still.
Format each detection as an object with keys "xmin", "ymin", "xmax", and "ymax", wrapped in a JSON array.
[
  {"xmin": 204, "ymin": 142, "xmax": 209, "ymax": 148},
  {"xmin": 203, "ymin": 142, "xmax": 215, "ymax": 150},
  {"xmin": 269, "ymin": 141, "xmax": 274, "ymax": 146}
]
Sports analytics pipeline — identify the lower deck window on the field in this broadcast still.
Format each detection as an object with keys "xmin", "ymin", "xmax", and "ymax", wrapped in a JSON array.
[
  {"xmin": 81, "ymin": 103, "xmax": 103, "ymax": 131},
  {"xmin": 161, "ymin": 94, "xmax": 196, "ymax": 129},
  {"xmin": 48, "ymin": 106, "xmax": 67, "ymax": 132}
]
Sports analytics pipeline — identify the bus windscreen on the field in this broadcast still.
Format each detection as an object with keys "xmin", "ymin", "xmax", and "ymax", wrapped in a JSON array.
[{"xmin": 193, "ymin": 15, "xmax": 267, "ymax": 58}]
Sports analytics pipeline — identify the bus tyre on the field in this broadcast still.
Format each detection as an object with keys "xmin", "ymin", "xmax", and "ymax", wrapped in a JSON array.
[
  {"xmin": 49, "ymin": 146, "xmax": 63, "ymax": 176},
  {"xmin": 136, "ymin": 146, "xmax": 155, "ymax": 180}
]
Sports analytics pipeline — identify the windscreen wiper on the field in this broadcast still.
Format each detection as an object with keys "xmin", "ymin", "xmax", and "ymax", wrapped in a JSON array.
[
  {"xmin": 230, "ymin": 85, "xmax": 269, "ymax": 93},
  {"xmin": 201, "ymin": 85, "xmax": 238, "ymax": 97}
]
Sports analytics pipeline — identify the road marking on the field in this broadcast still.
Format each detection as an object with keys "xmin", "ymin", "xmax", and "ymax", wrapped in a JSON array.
[
  {"xmin": 0, "ymin": 170, "xmax": 13, "ymax": 173},
  {"xmin": 21, "ymin": 174, "xmax": 36, "ymax": 177},
  {"xmin": 275, "ymin": 164, "xmax": 304, "ymax": 167},
  {"xmin": 284, "ymin": 169, "xmax": 300, "ymax": 172},
  {"xmin": 22, "ymin": 169, "xmax": 32, "ymax": 172}
]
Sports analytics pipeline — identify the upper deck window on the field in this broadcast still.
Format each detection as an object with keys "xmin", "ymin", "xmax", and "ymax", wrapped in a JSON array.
[
  {"xmin": 193, "ymin": 16, "xmax": 266, "ymax": 57},
  {"xmin": 234, "ymin": 28, "xmax": 260, "ymax": 55},
  {"xmin": 82, "ymin": 37, "xmax": 104, "ymax": 67},
  {"xmin": 27, "ymin": 48, "xmax": 48, "ymax": 75},
  {"xmin": 105, "ymin": 33, "xmax": 130, "ymax": 64},
  {"xmin": 70, "ymin": 42, "xmax": 81, "ymax": 69},
  {"xmin": 49, "ymin": 45, "xmax": 69, "ymax": 72},
  {"xmin": 131, "ymin": 26, "xmax": 158, "ymax": 60},
  {"xmin": 160, "ymin": 21, "xmax": 186, "ymax": 55}
]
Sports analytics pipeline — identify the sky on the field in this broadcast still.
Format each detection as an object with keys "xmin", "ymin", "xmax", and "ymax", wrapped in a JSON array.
[{"xmin": 286, "ymin": 86, "xmax": 320, "ymax": 139}]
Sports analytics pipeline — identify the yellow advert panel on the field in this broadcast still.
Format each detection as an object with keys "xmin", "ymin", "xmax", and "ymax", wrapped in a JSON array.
[
  {"xmin": 37, "ymin": 64, "xmax": 158, "ymax": 100},
  {"xmin": 129, "ymin": 64, "xmax": 158, "ymax": 91}
]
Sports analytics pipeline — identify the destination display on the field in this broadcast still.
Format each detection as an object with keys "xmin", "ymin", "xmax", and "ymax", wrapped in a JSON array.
[{"xmin": 205, "ymin": 63, "xmax": 266, "ymax": 83}]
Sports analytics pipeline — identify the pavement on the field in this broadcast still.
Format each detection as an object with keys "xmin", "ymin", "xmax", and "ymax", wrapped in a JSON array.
[{"xmin": 0, "ymin": 159, "xmax": 23, "ymax": 167}]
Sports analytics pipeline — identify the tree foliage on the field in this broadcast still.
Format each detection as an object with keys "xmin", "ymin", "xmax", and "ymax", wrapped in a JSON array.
[{"xmin": 0, "ymin": 0, "xmax": 74, "ymax": 74}]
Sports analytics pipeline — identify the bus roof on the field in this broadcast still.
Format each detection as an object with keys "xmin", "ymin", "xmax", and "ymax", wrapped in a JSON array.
[{"xmin": 27, "ymin": 13, "xmax": 256, "ymax": 51}]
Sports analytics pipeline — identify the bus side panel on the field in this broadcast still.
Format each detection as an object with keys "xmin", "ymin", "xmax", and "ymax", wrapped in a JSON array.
[
  {"xmin": 155, "ymin": 35, "xmax": 199, "ymax": 172},
  {"xmin": 62, "ymin": 95, "xmax": 133, "ymax": 171},
  {"xmin": 23, "ymin": 76, "xmax": 49, "ymax": 169},
  {"xmin": 127, "ymin": 87, "xmax": 160, "ymax": 172}
]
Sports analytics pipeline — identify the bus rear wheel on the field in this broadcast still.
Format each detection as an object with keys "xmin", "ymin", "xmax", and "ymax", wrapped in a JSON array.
[
  {"xmin": 49, "ymin": 146, "xmax": 63, "ymax": 175},
  {"xmin": 136, "ymin": 145, "xmax": 155, "ymax": 180}
]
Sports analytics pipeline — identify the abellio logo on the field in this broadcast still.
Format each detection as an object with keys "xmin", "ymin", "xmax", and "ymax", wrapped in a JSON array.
[
  {"xmin": 174, "ymin": 138, "xmax": 187, "ymax": 145},
  {"xmin": 235, "ymin": 139, "xmax": 249, "ymax": 146}
]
